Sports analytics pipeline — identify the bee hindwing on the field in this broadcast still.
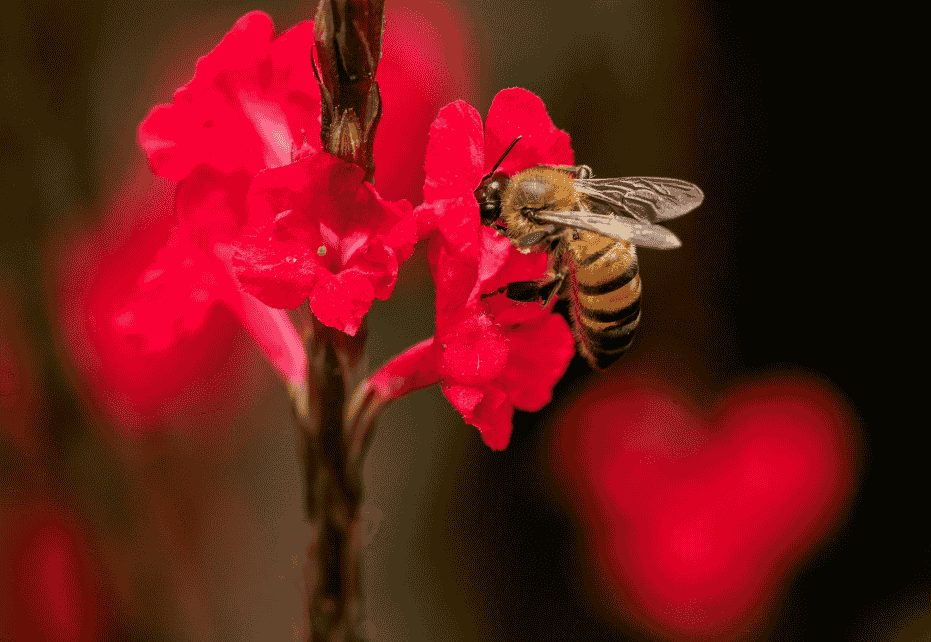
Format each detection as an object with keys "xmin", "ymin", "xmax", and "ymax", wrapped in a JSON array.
[{"xmin": 532, "ymin": 210, "xmax": 682, "ymax": 249}]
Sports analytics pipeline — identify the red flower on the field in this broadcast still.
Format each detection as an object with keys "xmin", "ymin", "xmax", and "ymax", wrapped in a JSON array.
[
  {"xmin": 139, "ymin": 12, "xmax": 320, "ymax": 180},
  {"xmin": 131, "ymin": 8, "xmax": 473, "ymax": 353},
  {"xmin": 232, "ymin": 153, "xmax": 416, "ymax": 336},
  {"xmin": 369, "ymin": 228, "xmax": 574, "ymax": 449},
  {"xmin": 367, "ymin": 89, "xmax": 576, "ymax": 449},
  {"xmin": 415, "ymin": 87, "xmax": 574, "ymax": 248}
]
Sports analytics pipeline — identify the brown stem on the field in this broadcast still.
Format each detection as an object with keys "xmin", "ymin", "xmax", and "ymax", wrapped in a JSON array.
[
  {"xmin": 301, "ymin": 3, "xmax": 385, "ymax": 638},
  {"xmin": 313, "ymin": 0, "xmax": 385, "ymax": 182},
  {"xmin": 298, "ymin": 318, "xmax": 369, "ymax": 641}
]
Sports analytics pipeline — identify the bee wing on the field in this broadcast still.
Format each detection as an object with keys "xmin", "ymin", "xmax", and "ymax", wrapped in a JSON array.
[
  {"xmin": 533, "ymin": 210, "xmax": 682, "ymax": 249},
  {"xmin": 573, "ymin": 177, "xmax": 704, "ymax": 223}
]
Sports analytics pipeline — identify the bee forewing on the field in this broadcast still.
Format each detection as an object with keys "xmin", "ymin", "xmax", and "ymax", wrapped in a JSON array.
[
  {"xmin": 533, "ymin": 210, "xmax": 682, "ymax": 249},
  {"xmin": 574, "ymin": 177, "xmax": 704, "ymax": 223}
]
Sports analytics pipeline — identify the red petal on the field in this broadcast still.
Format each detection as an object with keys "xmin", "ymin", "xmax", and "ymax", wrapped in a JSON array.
[
  {"xmin": 369, "ymin": 339, "xmax": 441, "ymax": 402},
  {"xmin": 173, "ymin": 166, "xmax": 251, "ymax": 248},
  {"xmin": 428, "ymin": 238, "xmax": 479, "ymax": 325},
  {"xmin": 469, "ymin": 388, "xmax": 515, "ymax": 450},
  {"xmin": 374, "ymin": 6, "xmax": 479, "ymax": 204},
  {"xmin": 232, "ymin": 236, "xmax": 320, "ymax": 310},
  {"xmin": 473, "ymin": 226, "xmax": 523, "ymax": 298},
  {"xmin": 436, "ymin": 196, "xmax": 483, "ymax": 263},
  {"xmin": 423, "ymin": 100, "xmax": 485, "ymax": 202},
  {"xmin": 228, "ymin": 291, "xmax": 307, "ymax": 387},
  {"xmin": 308, "ymin": 270, "xmax": 376, "ymax": 336},
  {"xmin": 379, "ymin": 196, "xmax": 417, "ymax": 266},
  {"xmin": 437, "ymin": 311, "xmax": 509, "ymax": 386},
  {"xmin": 484, "ymin": 88, "xmax": 574, "ymax": 176},
  {"xmin": 496, "ymin": 313, "xmax": 575, "ymax": 411},
  {"xmin": 414, "ymin": 202, "xmax": 440, "ymax": 238},
  {"xmin": 138, "ymin": 12, "xmax": 320, "ymax": 181},
  {"xmin": 441, "ymin": 383, "xmax": 485, "ymax": 416},
  {"xmin": 351, "ymin": 241, "xmax": 399, "ymax": 301}
]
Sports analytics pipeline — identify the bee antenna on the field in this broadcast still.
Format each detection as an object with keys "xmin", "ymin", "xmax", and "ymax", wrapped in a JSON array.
[{"xmin": 482, "ymin": 135, "xmax": 522, "ymax": 181}]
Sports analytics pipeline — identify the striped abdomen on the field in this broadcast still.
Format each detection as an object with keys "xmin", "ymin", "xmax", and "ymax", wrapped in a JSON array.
[{"xmin": 566, "ymin": 231, "xmax": 641, "ymax": 369}]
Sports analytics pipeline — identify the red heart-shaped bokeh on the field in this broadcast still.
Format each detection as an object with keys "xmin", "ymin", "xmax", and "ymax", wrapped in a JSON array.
[{"xmin": 552, "ymin": 373, "xmax": 858, "ymax": 640}]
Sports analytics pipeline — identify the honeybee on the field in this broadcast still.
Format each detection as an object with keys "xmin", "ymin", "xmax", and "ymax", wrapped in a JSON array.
[{"xmin": 474, "ymin": 137, "xmax": 703, "ymax": 369}]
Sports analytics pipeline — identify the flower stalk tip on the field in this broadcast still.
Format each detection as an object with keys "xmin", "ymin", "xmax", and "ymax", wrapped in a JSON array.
[{"xmin": 313, "ymin": 0, "xmax": 385, "ymax": 181}]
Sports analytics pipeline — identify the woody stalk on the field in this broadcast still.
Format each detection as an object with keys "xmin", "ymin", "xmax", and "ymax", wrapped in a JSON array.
[{"xmin": 297, "ymin": 0, "xmax": 384, "ymax": 639}]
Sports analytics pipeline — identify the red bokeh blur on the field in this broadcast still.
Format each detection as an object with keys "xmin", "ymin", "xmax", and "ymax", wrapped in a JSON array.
[
  {"xmin": 52, "ymin": 169, "xmax": 247, "ymax": 437},
  {"xmin": 375, "ymin": 2, "xmax": 478, "ymax": 205},
  {"xmin": 0, "ymin": 281, "xmax": 36, "ymax": 450},
  {"xmin": 0, "ymin": 502, "xmax": 111, "ymax": 642},
  {"xmin": 552, "ymin": 373, "xmax": 859, "ymax": 640}
]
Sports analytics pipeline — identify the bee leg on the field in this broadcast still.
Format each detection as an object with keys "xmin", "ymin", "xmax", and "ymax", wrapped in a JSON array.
[
  {"xmin": 540, "ymin": 269, "xmax": 567, "ymax": 308},
  {"xmin": 480, "ymin": 277, "xmax": 557, "ymax": 304},
  {"xmin": 480, "ymin": 269, "xmax": 566, "ymax": 310},
  {"xmin": 480, "ymin": 281, "xmax": 544, "ymax": 302},
  {"xmin": 517, "ymin": 225, "xmax": 556, "ymax": 247},
  {"xmin": 552, "ymin": 165, "xmax": 593, "ymax": 179}
]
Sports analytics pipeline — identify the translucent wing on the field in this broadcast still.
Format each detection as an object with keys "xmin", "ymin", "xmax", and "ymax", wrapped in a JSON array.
[
  {"xmin": 573, "ymin": 176, "xmax": 704, "ymax": 223},
  {"xmin": 532, "ymin": 210, "xmax": 682, "ymax": 249}
]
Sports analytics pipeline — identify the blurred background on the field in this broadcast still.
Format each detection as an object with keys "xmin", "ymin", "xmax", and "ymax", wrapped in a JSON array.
[{"xmin": 0, "ymin": 0, "xmax": 924, "ymax": 640}]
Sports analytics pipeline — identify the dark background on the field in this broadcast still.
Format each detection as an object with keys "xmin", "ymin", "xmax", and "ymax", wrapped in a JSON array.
[{"xmin": 1, "ymin": 0, "xmax": 924, "ymax": 640}]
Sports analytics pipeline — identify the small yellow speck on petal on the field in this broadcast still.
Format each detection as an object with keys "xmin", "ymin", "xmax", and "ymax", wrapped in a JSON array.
[{"xmin": 317, "ymin": 246, "xmax": 327, "ymax": 256}]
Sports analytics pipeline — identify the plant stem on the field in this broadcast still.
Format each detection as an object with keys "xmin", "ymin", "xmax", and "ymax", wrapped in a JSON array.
[
  {"xmin": 313, "ymin": 0, "xmax": 385, "ymax": 182},
  {"xmin": 301, "ymin": 2, "xmax": 385, "ymax": 637},
  {"xmin": 298, "ymin": 318, "xmax": 368, "ymax": 641}
]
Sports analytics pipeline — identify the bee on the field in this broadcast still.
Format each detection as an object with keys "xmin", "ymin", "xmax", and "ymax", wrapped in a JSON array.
[{"xmin": 474, "ymin": 137, "xmax": 703, "ymax": 369}]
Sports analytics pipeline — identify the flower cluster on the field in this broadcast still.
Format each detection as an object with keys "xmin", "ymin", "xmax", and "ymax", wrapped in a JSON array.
[
  {"xmin": 74, "ymin": 10, "xmax": 575, "ymax": 447},
  {"xmin": 231, "ymin": 153, "xmax": 416, "ymax": 336},
  {"xmin": 368, "ymin": 89, "xmax": 576, "ymax": 449}
]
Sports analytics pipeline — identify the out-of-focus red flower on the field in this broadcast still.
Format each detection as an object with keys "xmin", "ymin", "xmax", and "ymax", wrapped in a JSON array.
[
  {"xmin": 0, "ymin": 281, "xmax": 36, "ymax": 450},
  {"xmin": 0, "ymin": 503, "xmax": 111, "ymax": 642},
  {"xmin": 53, "ymin": 171, "xmax": 254, "ymax": 434},
  {"xmin": 552, "ymin": 374, "xmax": 858, "ymax": 640},
  {"xmin": 375, "ymin": 3, "xmax": 478, "ymax": 204},
  {"xmin": 232, "ymin": 154, "xmax": 416, "ymax": 336},
  {"xmin": 367, "ymin": 88, "xmax": 576, "ymax": 449}
]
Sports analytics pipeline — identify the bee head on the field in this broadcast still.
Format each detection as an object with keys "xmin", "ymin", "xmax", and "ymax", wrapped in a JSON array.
[
  {"xmin": 474, "ymin": 171, "xmax": 510, "ymax": 225},
  {"xmin": 473, "ymin": 135, "xmax": 522, "ymax": 227}
]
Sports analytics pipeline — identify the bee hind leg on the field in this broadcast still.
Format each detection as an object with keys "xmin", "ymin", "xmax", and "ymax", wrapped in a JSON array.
[{"xmin": 480, "ymin": 270, "xmax": 566, "ymax": 309}]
